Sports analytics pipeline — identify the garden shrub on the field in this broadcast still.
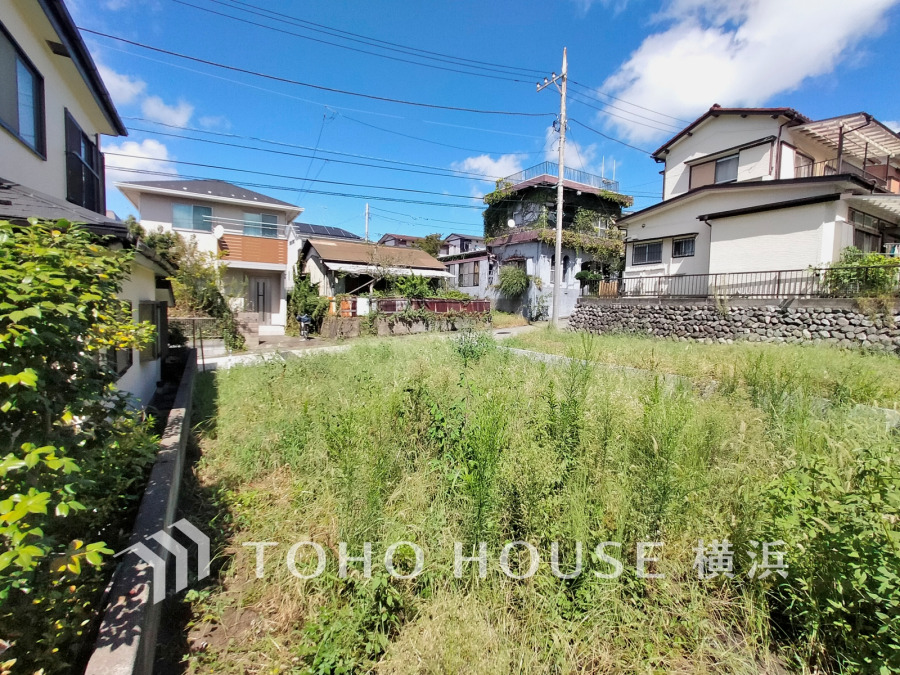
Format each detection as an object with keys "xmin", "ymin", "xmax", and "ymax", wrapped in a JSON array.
[
  {"xmin": 0, "ymin": 219, "xmax": 159, "ymax": 672},
  {"xmin": 286, "ymin": 269, "xmax": 329, "ymax": 336},
  {"xmin": 824, "ymin": 246, "xmax": 900, "ymax": 297},
  {"xmin": 756, "ymin": 443, "xmax": 900, "ymax": 673},
  {"xmin": 496, "ymin": 265, "xmax": 529, "ymax": 297}
]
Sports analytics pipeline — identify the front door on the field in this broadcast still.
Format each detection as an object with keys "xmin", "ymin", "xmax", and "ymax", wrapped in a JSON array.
[{"xmin": 248, "ymin": 277, "xmax": 271, "ymax": 324}]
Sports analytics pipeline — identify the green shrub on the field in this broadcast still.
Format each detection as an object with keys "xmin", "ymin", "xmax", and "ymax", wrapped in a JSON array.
[
  {"xmin": 451, "ymin": 329, "xmax": 495, "ymax": 366},
  {"xmin": 756, "ymin": 443, "xmax": 900, "ymax": 673},
  {"xmin": 286, "ymin": 269, "xmax": 329, "ymax": 335},
  {"xmin": 391, "ymin": 274, "xmax": 433, "ymax": 299},
  {"xmin": 824, "ymin": 247, "xmax": 900, "ymax": 297},
  {"xmin": 496, "ymin": 266, "xmax": 529, "ymax": 297},
  {"xmin": 0, "ymin": 219, "xmax": 158, "ymax": 672}
]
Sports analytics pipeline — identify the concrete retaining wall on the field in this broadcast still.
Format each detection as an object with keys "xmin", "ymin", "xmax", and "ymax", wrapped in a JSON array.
[
  {"xmin": 85, "ymin": 350, "xmax": 197, "ymax": 675},
  {"xmin": 569, "ymin": 298, "xmax": 900, "ymax": 353}
]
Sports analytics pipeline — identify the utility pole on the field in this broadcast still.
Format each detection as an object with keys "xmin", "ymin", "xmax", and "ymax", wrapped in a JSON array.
[
  {"xmin": 365, "ymin": 202, "xmax": 369, "ymax": 242},
  {"xmin": 538, "ymin": 48, "xmax": 567, "ymax": 327}
]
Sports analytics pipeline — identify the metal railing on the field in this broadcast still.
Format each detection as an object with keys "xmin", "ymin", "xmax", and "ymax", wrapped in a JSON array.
[
  {"xmin": 206, "ymin": 216, "xmax": 289, "ymax": 239},
  {"xmin": 795, "ymin": 157, "xmax": 888, "ymax": 189},
  {"xmin": 582, "ymin": 264, "xmax": 900, "ymax": 299},
  {"xmin": 504, "ymin": 162, "xmax": 619, "ymax": 193}
]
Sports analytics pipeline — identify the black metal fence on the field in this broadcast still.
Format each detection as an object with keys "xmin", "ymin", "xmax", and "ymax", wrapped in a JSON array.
[{"xmin": 582, "ymin": 264, "xmax": 900, "ymax": 300}]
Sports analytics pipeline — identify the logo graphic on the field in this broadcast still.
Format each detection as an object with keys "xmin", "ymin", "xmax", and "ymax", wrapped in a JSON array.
[{"xmin": 115, "ymin": 518, "xmax": 210, "ymax": 604}]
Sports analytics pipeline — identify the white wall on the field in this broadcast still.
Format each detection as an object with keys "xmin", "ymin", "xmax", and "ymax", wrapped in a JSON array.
[
  {"xmin": 0, "ymin": 0, "xmax": 115, "ymax": 201},
  {"xmin": 624, "ymin": 182, "xmax": 847, "ymax": 276},
  {"xmin": 116, "ymin": 259, "xmax": 160, "ymax": 407},
  {"xmin": 709, "ymin": 201, "xmax": 839, "ymax": 273},
  {"xmin": 663, "ymin": 115, "xmax": 782, "ymax": 199}
]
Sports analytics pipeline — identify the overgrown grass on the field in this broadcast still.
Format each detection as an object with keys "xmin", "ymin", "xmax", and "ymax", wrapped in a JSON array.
[
  {"xmin": 182, "ymin": 334, "xmax": 899, "ymax": 674},
  {"xmin": 507, "ymin": 327, "xmax": 900, "ymax": 409},
  {"xmin": 491, "ymin": 310, "xmax": 530, "ymax": 329}
]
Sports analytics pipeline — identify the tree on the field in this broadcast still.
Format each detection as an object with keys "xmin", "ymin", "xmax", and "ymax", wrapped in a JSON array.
[{"xmin": 414, "ymin": 233, "xmax": 443, "ymax": 257}]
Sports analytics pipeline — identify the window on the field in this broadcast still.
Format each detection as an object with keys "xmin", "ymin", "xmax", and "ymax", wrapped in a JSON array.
[
  {"xmin": 632, "ymin": 241, "xmax": 663, "ymax": 265},
  {"xmin": 562, "ymin": 255, "xmax": 571, "ymax": 284},
  {"xmin": 850, "ymin": 208, "xmax": 887, "ymax": 253},
  {"xmin": 0, "ymin": 24, "xmax": 44, "ymax": 155},
  {"xmin": 458, "ymin": 261, "xmax": 480, "ymax": 287},
  {"xmin": 65, "ymin": 111, "xmax": 102, "ymax": 212},
  {"xmin": 714, "ymin": 155, "xmax": 738, "ymax": 184},
  {"xmin": 173, "ymin": 203, "xmax": 212, "ymax": 231},
  {"xmin": 138, "ymin": 303, "xmax": 160, "ymax": 362},
  {"xmin": 854, "ymin": 229, "xmax": 881, "ymax": 253},
  {"xmin": 244, "ymin": 213, "xmax": 278, "ymax": 238},
  {"xmin": 672, "ymin": 237, "xmax": 696, "ymax": 258}
]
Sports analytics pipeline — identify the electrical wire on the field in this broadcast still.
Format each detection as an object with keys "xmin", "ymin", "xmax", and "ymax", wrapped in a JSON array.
[
  {"xmin": 212, "ymin": 0, "xmax": 546, "ymax": 78},
  {"xmin": 107, "ymin": 165, "xmax": 486, "ymax": 208},
  {"xmin": 105, "ymin": 152, "xmax": 485, "ymax": 201},
  {"xmin": 124, "ymin": 123, "xmax": 514, "ymax": 181},
  {"xmin": 568, "ymin": 80, "xmax": 691, "ymax": 124},
  {"xmin": 568, "ymin": 118, "xmax": 654, "ymax": 155},
  {"xmin": 80, "ymin": 27, "xmax": 554, "ymax": 117},
  {"xmin": 568, "ymin": 91, "xmax": 681, "ymax": 134},
  {"xmin": 172, "ymin": 0, "xmax": 535, "ymax": 84}
]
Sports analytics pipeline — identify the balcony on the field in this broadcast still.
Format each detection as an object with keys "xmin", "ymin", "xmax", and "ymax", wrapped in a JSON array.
[
  {"xmin": 209, "ymin": 216, "xmax": 288, "ymax": 266},
  {"xmin": 207, "ymin": 215, "xmax": 289, "ymax": 239},
  {"xmin": 504, "ymin": 162, "xmax": 619, "ymax": 194},
  {"xmin": 795, "ymin": 158, "xmax": 897, "ymax": 192}
]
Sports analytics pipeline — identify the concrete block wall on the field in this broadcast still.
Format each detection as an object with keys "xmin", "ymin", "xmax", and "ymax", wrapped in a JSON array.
[{"xmin": 569, "ymin": 298, "xmax": 900, "ymax": 353}]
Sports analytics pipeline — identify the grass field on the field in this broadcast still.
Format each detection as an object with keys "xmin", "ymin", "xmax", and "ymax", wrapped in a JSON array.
[
  {"xmin": 507, "ymin": 328, "xmax": 900, "ymax": 409},
  {"xmin": 181, "ymin": 333, "xmax": 899, "ymax": 674}
]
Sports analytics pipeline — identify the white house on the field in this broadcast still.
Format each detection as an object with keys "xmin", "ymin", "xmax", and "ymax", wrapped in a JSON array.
[
  {"xmin": 0, "ymin": 0, "xmax": 174, "ymax": 407},
  {"xmin": 439, "ymin": 233, "xmax": 485, "ymax": 257},
  {"xmin": 619, "ymin": 106, "xmax": 900, "ymax": 284},
  {"xmin": 117, "ymin": 179, "xmax": 303, "ymax": 335}
]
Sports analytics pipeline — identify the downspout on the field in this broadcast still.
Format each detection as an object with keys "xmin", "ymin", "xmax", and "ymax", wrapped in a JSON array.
[
  {"xmin": 699, "ymin": 215, "xmax": 713, "ymax": 275},
  {"xmin": 773, "ymin": 120, "xmax": 791, "ymax": 178}
]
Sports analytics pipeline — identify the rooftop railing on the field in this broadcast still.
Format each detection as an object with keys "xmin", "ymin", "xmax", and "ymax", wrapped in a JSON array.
[{"xmin": 504, "ymin": 162, "xmax": 620, "ymax": 193}]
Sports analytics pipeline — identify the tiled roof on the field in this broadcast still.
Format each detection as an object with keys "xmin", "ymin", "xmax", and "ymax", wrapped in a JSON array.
[{"xmin": 304, "ymin": 238, "xmax": 446, "ymax": 270}]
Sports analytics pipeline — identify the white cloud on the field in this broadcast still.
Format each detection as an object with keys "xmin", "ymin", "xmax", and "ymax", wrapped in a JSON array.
[
  {"xmin": 141, "ymin": 96, "xmax": 194, "ymax": 127},
  {"xmin": 599, "ymin": 0, "xmax": 899, "ymax": 142},
  {"xmin": 97, "ymin": 64, "xmax": 146, "ymax": 106},
  {"xmin": 886, "ymin": 120, "xmax": 900, "ymax": 133},
  {"xmin": 103, "ymin": 139, "xmax": 176, "ymax": 185},
  {"xmin": 451, "ymin": 154, "xmax": 525, "ymax": 182},
  {"xmin": 198, "ymin": 115, "xmax": 231, "ymax": 131}
]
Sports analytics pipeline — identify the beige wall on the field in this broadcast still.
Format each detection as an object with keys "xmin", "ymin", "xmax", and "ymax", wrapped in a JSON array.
[
  {"xmin": 663, "ymin": 116, "xmax": 782, "ymax": 199},
  {"xmin": 0, "ymin": 0, "xmax": 115, "ymax": 200},
  {"xmin": 116, "ymin": 258, "xmax": 160, "ymax": 407}
]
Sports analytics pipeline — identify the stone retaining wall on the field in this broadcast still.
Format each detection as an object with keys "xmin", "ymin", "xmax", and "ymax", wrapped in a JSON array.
[{"xmin": 569, "ymin": 298, "xmax": 900, "ymax": 353}]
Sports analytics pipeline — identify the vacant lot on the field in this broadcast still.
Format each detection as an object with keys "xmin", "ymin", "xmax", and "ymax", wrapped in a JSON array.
[{"xmin": 182, "ymin": 334, "xmax": 899, "ymax": 674}]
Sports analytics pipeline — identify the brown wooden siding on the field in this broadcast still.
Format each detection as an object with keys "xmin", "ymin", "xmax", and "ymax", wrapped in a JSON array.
[{"xmin": 219, "ymin": 235, "xmax": 287, "ymax": 264}]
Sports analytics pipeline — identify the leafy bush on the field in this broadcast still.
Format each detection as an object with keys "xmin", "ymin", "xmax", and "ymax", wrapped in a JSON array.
[
  {"xmin": 0, "ymin": 219, "xmax": 159, "ymax": 672},
  {"xmin": 495, "ymin": 265, "xmax": 529, "ymax": 297},
  {"xmin": 824, "ymin": 247, "xmax": 900, "ymax": 297},
  {"xmin": 287, "ymin": 269, "xmax": 329, "ymax": 335},
  {"xmin": 391, "ymin": 274, "xmax": 433, "ymax": 299},
  {"xmin": 756, "ymin": 444, "xmax": 900, "ymax": 673},
  {"xmin": 452, "ymin": 329, "xmax": 495, "ymax": 366},
  {"xmin": 435, "ymin": 287, "xmax": 473, "ymax": 300}
]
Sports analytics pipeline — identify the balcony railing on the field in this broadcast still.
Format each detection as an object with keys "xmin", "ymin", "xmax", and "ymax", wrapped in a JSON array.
[
  {"xmin": 795, "ymin": 157, "xmax": 889, "ymax": 189},
  {"xmin": 582, "ymin": 264, "xmax": 900, "ymax": 299},
  {"xmin": 504, "ymin": 161, "xmax": 619, "ymax": 193},
  {"xmin": 207, "ymin": 216, "xmax": 289, "ymax": 239}
]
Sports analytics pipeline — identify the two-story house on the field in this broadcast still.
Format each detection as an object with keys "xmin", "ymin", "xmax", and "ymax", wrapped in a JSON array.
[
  {"xmin": 619, "ymin": 105, "xmax": 900, "ymax": 282},
  {"xmin": 117, "ymin": 179, "xmax": 303, "ymax": 335},
  {"xmin": 377, "ymin": 233, "xmax": 424, "ymax": 248},
  {"xmin": 438, "ymin": 233, "xmax": 485, "ymax": 256},
  {"xmin": 0, "ymin": 0, "xmax": 174, "ymax": 407}
]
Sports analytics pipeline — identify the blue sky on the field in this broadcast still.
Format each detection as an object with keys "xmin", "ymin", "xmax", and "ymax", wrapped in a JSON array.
[{"xmin": 71, "ymin": 0, "xmax": 900, "ymax": 240}]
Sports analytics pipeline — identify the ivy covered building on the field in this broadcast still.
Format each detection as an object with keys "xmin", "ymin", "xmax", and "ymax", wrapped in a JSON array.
[{"xmin": 453, "ymin": 162, "xmax": 632, "ymax": 318}]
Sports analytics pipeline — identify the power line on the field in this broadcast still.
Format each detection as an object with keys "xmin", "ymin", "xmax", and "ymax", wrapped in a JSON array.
[
  {"xmin": 369, "ymin": 206, "xmax": 484, "ymax": 229},
  {"xmin": 213, "ymin": 0, "xmax": 546, "ymax": 78},
  {"xmin": 80, "ymin": 27, "xmax": 554, "ymax": 117},
  {"xmin": 124, "ymin": 123, "xmax": 510, "ymax": 181},
  {"xmin": 107, "ymin": 165, "xmax": 486, "ymax": 208},
  {"xmin": 568, "ymin": 91, "xmax": 681, "ymax": 134},
  {"xmin": 105, "ymin": 152, "xmax": 484, "ymax": 201},
  {"xmin": 568, "ymin": 80, "xmax": 691, "ymax": 124},
  {"xmin": 172, "ymin": 0, "xmax": 535, "ymax": 84},
  {"xmin": 568, "ymin": 118, "xmax": 654, "ymax": 155}
]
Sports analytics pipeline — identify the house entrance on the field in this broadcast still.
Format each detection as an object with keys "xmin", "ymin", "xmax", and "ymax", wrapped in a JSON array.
[{"xmin": 248, "ymin": 276, "xmax": 272, "ymax": 324}]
